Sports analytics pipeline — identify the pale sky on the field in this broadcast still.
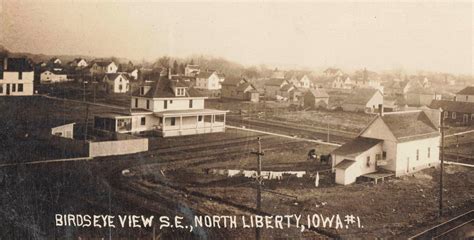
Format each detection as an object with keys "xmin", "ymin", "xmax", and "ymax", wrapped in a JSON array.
[{"xmin": 0, "ymin": 1, "xmax": 472, "ymax": 74}]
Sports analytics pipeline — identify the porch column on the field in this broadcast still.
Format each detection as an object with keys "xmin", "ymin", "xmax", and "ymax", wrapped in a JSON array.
[
  {"xmin": 196, "ymin": 115, "xmax": 199, "ymax": 129},
  {"xmin": 179, "ymin": 115, "xmax": 183, "ymax": 130},
  {"xmin": 211, "ymin": 114, "xmax": 214, "ymax": 130},
  {"xmin": 223, "ymin": 114, "xmax": 226, "ymax": 126},
  {"xmin": 162, "ymin": 117, "xmax": 166, "ymax": 131}
]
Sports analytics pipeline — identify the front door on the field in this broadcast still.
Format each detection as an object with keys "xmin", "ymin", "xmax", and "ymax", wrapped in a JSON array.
[
  {"xmin": 6, "ymin": 84, "xmax": 10, "ymax": 95},
  {"xmin": 463, "ymin": 114, "xmax": 469, "ymax": 124}
]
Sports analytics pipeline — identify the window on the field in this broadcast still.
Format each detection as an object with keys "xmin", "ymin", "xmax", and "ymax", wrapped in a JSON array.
[
  {"xmin": 146, "ymin": 100, "xmax": 150, "ymax": 109},
  {"xmin": 189, "ymin": 100, "xmax": 193, "ymax": 108},
  {"xmin": 12, "ymin": 84, "xmax": 16, "ymax": 92},
  {"xmin": 170, "ymin": 100, "xmax": 173, "ymax": 104},
  {"xmin": 164, "ymin": 100, "xmax": 168, "ymax": 109},
  {"xmin": 376, "ymin": 154, "xmax": 381, "ymax": 161},
  {"xmin": 382, "ymin": 151, "xmax": 387, "ymax": 160},
  {"xmin": 444, "ymin": 111, "xmax": 448, "ymax": 119},
  {"xmin": 366, "ymin": 156, "xmax": 371, "ymax": 167},
  {"xmin": 416, "ymin": 149, "xmax": 419, "ymax": 160},
  {"xmin": 452, "ymin": 112, "xmax": 456, "ymax": 119},
  {"xmin": 0, "ymin": 70, "xmax": 3, "ymax": 79},
  {"xmin": 0, "ymin": 84, "xmax": 2, "ymax": 93},
  {"xmin": 119, "ymin": 85, "xmax": 123, "ymax": 91},
  {"xmin": 140, "ymin": 117, "xmax": 146, "ymax": 125},
  {"xmin": 176, "ymin": 88, "xmax": 185, "ymax": 96},
  {"xmin": 18, "ymin": 84, "xmax": 23, "ymax": 92},
  {"xmin": 471, "ymin": 114, "xmax": 474, "ymax": 120},
  {"xmin": 427, "ymin": 147, "xmax": 430, "ymax": 158},
  {"xmin": 198, "ymin": 115, "xmax": 203, "ymax": 122},
  {"xmin": 170, "ymin": 117, "xmax": 176, "ymax": 126},
  {"xmin": 18, "ymin": 72, "xmax": 22, "ymax": 80},
  {"xmin": 140, "ymin": 87, "xmax": 144, "ymax": 95},
  {"xmin": 135, "ymin": 98, "xmax": 138, "ymax": 108}
]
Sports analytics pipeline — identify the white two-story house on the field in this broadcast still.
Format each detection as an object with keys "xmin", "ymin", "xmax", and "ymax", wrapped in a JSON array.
[
  {"xmin": 94, "ymin": 74, "xmax": 228, "ymax": 137},
  {"xmin": 102, "ymin": 73, "xmax": 130, "ymax": 93},
  {"xmin": 0, "ymin": 58, "xmax": 34, "ymax": 96},
  {"xmin": 194, "ymin": 71, "xmax": 222, "ymax": 90},
  {"xmin": 332, "ymin": 109, "xmax": 440, "ymax": 185}
]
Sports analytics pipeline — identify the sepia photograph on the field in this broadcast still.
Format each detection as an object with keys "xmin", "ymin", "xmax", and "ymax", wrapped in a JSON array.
[{"xmin": 0, "ymin": 0, "xmax": 473, "ymax": 239}]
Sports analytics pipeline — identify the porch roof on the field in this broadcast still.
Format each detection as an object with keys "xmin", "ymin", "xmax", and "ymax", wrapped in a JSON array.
[{"xmin": 154, "ymin": 109, "xmax": 228, "ymax": 117}]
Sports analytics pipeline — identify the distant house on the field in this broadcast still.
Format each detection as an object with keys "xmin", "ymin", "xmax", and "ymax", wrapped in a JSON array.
[
  {"xmin": 102, "ymin": 73, "xmax": 130, "ymax": 93},
  {"xmin": 264, "ymin": 78, "xmax": 289, "ymax": 99},
  {"xmin": 332, "ymin": 75, "xmax": 353, "ymax": 89},
  {"xmin": 49, "ymin": 57, "xmax": 62, "ymax": 65},
  {"xmin": 90, "ymin": 60, "xmax": 118, "ymax": 75},
  {"xmin": 0, "ymin": 58, "xmax": 34, "ymax": 96},
  {"xmin": 278, "ymin": 84, "xmax": 296, "ymax": 101},
  {"xmin": 342, "ymin": 88, "xmax": 383, "ymax": 113},
  {"xmin": 69, "ymin": 58, "xmax": 88, "ymax": 68},
  {"xmin": 303, "ymin": 88, "xmax": 329, "ymax": 109},
  {"xmin": 430, "ymin": 100, "xmax": 474, "ymax": 126},
  {"xmin": 289, "ymin": 74, "xmax": 312, "ymax": 89},
  {"xmin": 127, "ymin": 68, "xmax": 139, "ymax": 80},
  {"xmin": 332, "ymin": 110, "xmax": 440, "ymax": 185},
  {"xmin": 195, "ymin": 71, "xmax": 221, "ymax": 90},
  {"xmin": 324, "ymin": 68, "xmax": 343, "ymax": 78},
  {"xmin": 185, "ymin": 64, "xmax": 200, "ymax": 77},
  {"xmin": 221, "ymin": 77, "xmax": 259, "ymax": 102},
  {"xmin": 405, "ymin": 86, "xmax": 441, "ymax": 107},
  {"xmin": 454, "ymin": 86, "xmax": 474, "ymax": 103},
  {"xmin": 94, "ymin": 74, "xmax": 227, "ymax": 137},
  {"xmin": 40, "ymin": 69, "xmax": 69, "ymax": 83},
  {"xmin": 270, "ymin": 69, "xmax": 285, "ymax": 79}
]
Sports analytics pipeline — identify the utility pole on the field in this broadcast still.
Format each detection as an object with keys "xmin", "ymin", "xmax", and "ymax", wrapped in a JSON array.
[
  {"xmin": 439, "ymin": 110, "xmax": 446, "ymax": 218},
  {"xmin": 251, "ymin": 137, "xmax": 264, "ymax": 240},
  {"xmin": 84, "ymin": 104, "xmax": 89, "ymax": 142}
]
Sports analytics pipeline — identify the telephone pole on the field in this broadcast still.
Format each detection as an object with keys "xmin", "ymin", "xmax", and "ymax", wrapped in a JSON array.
[
  {"xmin": 439, "ymin": 110, "xmax": 447, "ymax": 218},
  {"xmin": 251, "ymin": 137, "xmax": 264, "ymax": 240}
]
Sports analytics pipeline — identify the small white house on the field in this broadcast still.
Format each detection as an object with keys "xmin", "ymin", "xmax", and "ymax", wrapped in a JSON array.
[
  {"xmin": 91, "ymin": 60, "xmax": 118, "ymax": 75},
  {"xmin": 332, "ymin": 110, "xmax": 440, "ymax": 185},
  {"xmin": 342, "ymin": 88, "xmax": 383, "ymax": 113},
  {"xmin": 51, "ymin": 122, "xmax": 75, "ymax": 139},
  {"xmin": 40, "ymin": 70, "xmax": 69, "ymax": 83},
  {"xmin": 103, "ymin": 73, "xmax": 130, "ymax": 93},
  {"xmin": 194, "ymin": 71, "xmax": 221, "ymax": 90}
]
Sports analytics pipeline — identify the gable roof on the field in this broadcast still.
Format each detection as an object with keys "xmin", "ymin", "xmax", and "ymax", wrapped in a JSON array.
[
  {"xmin": 456, "ymin": 86, "xmax": 474, "ymax": 95},
  {"xmin": 344, "ymin": 88, "xmax": 380, "ymax": 105},
  {"xmin": 429, "ymin": 99, "xmax": 474, "ymax": 114},
  {"xmin": 1, "ymin": 58, "xmax": 34, "ymax": 72},
  {"xmin": 196, "ymin": 71, "xmax": 215, "ymax": 79},
  {"xmin": 380, "ymin": 111, "xmax": 439, "ymax": 142},
  {"xmin": 222, "ymin": 77, "xmax": 247, "ymax": 86},
  {"xmin": 332, "ymin": 137, "xmax": 382, "ymax": 157},
  {"xmin": 236, "ymin": 82, "xmax": 256, "ymax": 92},
  {"xmin": 306, "ymin": 88, "xmax": 329, "ymax": 98},
  {"xmin": 334, "ymin": 159, "xmax": 356, "ymax": 170},
  {"xmin": 105, "ymin": 73, "xmax": 128, "ymax": 81},
  {"xmin": 265, "ymin": 78, "xmax": 288, "ymax": 86},
  {"xmin": 132, "ymin": 76, "xmax": 203, "ymax": 98},
  {"xmin": 94, "ymin": 61, "xmax": 115, "ymax": 67}
]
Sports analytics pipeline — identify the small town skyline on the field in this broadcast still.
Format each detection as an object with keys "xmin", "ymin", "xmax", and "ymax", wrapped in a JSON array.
[{"xmin": 1, "ymin": 1, "xmax": 472, "ymax": 75}]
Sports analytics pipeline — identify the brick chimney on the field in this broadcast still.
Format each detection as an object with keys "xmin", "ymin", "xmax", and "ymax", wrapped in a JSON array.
[{"xmin": 3, "ymin": 58, "xmax": 7, "ymax": 70}]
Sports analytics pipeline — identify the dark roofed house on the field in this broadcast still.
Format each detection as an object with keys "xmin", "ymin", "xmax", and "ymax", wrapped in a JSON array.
[
  {"xmin": 221, "ymin": 77, "xmax": 259, "ymax": 102},
  {"xmin": 342, "ymin": 88, "xmax": 383, "ymax": 113},
  {"xmin": 430, "ymin": 99, "xmax": 474, "ymax": 126},
  {"xmin": 303, "ymin": 88, "xmax": 329, "ymax": 109},
  {"xmin": 95, "ymin": 74, "xmax": 227, "ymax": 137},
  {"xmin": 455, "ymin": 86, "xmax": 474, "ymax": 103},
  {"xmin": 332, "ymin": 110, "xmax": 440, "ymax": 185},
  {"xmin": 264, "ymin": 78, "xmax": 289, "ymax": 99},
  {"xmin": 1, "ymin": 57, "xmax": 35, "ymax": 96}
]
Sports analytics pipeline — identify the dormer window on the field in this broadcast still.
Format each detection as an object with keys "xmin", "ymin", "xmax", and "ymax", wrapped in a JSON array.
[
  {"xmin": 176, "ymin": 87, "xmax": 186, "ymax": 96},
  {"xmin": 140, "ymin": 87, "xmax": 145, "ymax": 95}
]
